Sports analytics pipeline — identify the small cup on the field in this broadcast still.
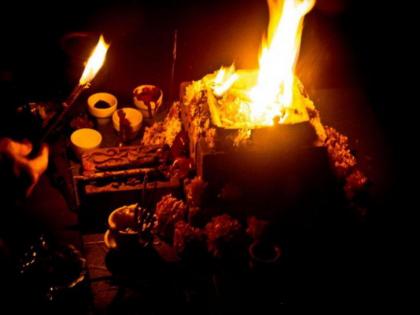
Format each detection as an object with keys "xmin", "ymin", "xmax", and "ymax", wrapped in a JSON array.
[
  {"xmin": 70, "ymin": 128, "xmax": 102, "ymax": 159},
  {"xmin": 87, "ymin": 92, "xmax": 118, "ymax": 124},
  {"xmin": 133, "ymin": 85, "xmax": 163, "ymax": 119},
  {"xmin": 112, "ymin": 107, "xmax": 143, "ymax": 141}
]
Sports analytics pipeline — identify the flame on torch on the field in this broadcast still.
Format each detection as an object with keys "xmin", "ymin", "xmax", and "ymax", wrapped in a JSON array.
[
  {"xmin": 79, "ymin": 35, "xmax": 110, "ymax": 86},
  {"xmin": 39, "ymin": 35, "xmax": 110, "ymax": 143}
]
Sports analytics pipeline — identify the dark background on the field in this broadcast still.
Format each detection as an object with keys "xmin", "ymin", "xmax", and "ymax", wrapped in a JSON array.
[{"xmin": 0, "ymin": 0, "xmax": 412, "ymax": 306}]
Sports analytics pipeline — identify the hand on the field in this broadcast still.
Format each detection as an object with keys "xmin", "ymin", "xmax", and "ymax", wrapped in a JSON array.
[{"xmin": 0, "ymin": 138, "xmax": 49, "ymax": 197}]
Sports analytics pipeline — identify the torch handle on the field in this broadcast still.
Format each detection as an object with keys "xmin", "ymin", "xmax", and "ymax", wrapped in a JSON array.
[
  {"xmin": 29, "ymin": 84, "xmax": 86, "ymax": 158},
  {"xmin": 27, "ymin": 108, "xmax": 67, "ymax": 159}
]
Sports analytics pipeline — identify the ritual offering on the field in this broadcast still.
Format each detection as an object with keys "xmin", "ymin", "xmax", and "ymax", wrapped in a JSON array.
[{"xmin": 133, "ymin": 84, "xmax": 163, "ymax": 119}]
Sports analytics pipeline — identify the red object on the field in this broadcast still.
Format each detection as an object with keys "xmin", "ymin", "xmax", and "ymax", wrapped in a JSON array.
[
  {"xmin": 117, "ymin": 110, "xmax": 133, "ymax": 142},
  {"xmin": 135, "ymin": 87, "xmax": 161, "ymax": 103}
]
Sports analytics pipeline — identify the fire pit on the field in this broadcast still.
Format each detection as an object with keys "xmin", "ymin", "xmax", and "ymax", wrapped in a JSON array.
[{"xmin": 174, "ymin": 0, "xmax": 346, "ymax": 218}]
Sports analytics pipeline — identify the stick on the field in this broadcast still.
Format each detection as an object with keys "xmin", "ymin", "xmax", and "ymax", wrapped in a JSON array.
[
  {"xmin": 168, "ymin": 29, "xmax": 178, "ymax": 105},
  {"xmin": 139, "ymin": 172, "xmax": 149, "ymax": 232},
  {"xmin": 134, "ymin": 203, "xmax": 140, "ymax": 229},
  {"xmin": 39, "ymin": 84, "xmax": 88, "ymax": 144}
]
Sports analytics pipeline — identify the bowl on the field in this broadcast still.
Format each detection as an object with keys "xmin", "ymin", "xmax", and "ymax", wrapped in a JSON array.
[
  {"xmin": 87, "ymin": 92, "xmax": 118, "ymax": 119},
  {"xmin": 70, "ymin": 128, "xmax": 102, "ymax": 158},
  {"xmin": 112, "ymin": 108, "xmax": 143, "ymax": 139},
  {"xmin": 133, "ymin": 84, "xmax": 163, "ymax": 119},
  {"xmin": 107, "ymin": 204, "xmax": 140, "ymax": 249},
  {"xmin": 108, "ymin": 203, "xmax": 138, "ymax": 231}
]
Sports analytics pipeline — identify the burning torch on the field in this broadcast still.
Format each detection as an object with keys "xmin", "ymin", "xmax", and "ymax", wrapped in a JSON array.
[{"xmin": 38, "ymin": 35, "xmax": 109, "ymax": 144}]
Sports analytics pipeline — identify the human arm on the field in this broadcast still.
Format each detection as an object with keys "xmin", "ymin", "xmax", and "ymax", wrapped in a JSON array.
[{"xmin": 0, "ymin": 138, "xmax": 49, "ymax": 198}]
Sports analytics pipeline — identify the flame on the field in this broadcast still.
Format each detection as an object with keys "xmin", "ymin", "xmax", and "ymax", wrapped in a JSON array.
[
  {"xmin": 213, "ymin": 64, "xmax": 239, "ymax": 97},
  {"xmin": 248, "ymin": 0, "xmax": 315, "ymax": 125},
  {"xmin": 184, "ymin": 0, "xmax": 318, "ymax": 139},
  {"xmin": 79, "ymin": 35, "xmax": 110, "ymax": 85}
]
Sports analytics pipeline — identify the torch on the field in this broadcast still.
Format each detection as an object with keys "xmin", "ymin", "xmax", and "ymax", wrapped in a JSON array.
[{"xmin": 38, "ymin": 35, "xmax": 110, "ymax": 144}]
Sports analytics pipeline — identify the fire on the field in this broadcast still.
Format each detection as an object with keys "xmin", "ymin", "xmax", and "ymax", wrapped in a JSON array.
[
  {"xmin": 213, "ymin": 65, "xmax": 239, "ymax": 97},
  {"xmin": 249, "ymin": 0, "xmax": 315, "ymax": 125},
  {"xmin": 79, "ymin": 35, "xmax": 110, "ymax": 85},
  {"xmin": 205, "ymin": 0, "xmax": 316, "ymax": 129}
]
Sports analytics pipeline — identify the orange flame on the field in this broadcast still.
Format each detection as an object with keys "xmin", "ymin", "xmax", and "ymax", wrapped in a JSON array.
[
  {"xmin": 213, "ymin": 64, "xmax": 239, "ymax": 97},
  {"xmin": 248, "ymin": 0, "xmax": 315, "ymax": 125},
  {"xmin": 79, "ymin": 35, "xmax": 110, "ymax": 85},
  {"xmin": 185, "ymin": 0, "xmax": 317, "ymax": 137}
]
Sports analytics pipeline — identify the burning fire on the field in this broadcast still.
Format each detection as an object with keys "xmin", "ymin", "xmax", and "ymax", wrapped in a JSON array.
[
  {"xmin": 249, "ymin": 0, "xmax": 315, "ymax": 125},
  {"xmin": 213, "ymin": 64, "xmax": 239, "ymax": 97},
  {"xmin": 79, "ymin": 35, "xmax": 110, "ymax": 85},
  {"xmin": 206, "ymin": 0, "xmax": 316, "ymax": 129}
]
